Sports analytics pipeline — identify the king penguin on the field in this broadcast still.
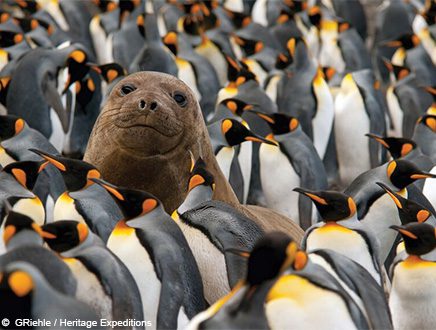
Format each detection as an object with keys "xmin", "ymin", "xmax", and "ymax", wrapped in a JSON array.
[
  {"xmin": 41, "ymin": 220, "xmax": 144, "ymax": 325},
  {"xmin": 389, "ymin": 222, "xmax": 436, "ymax": 330},
  {"xmin": 93, "ymin": 178, "xmax": 207, "ymax": 330},
  {"xmin": 334, "ymin": 70, "xmax": 386, "ymax": 187},
  {"xmin": 172, "ymin": 155, "xmax": 264, "ymax": 304},
  {"xmin": 294, "ymin": 188, "xmax": 385, "ymax": 287},
  {"xmin": 256, "ymin": 112, "xmax": 328, "ymax": 229}
]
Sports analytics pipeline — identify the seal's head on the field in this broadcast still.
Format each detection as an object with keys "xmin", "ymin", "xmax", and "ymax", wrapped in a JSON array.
[
  {"xmin": 84, "ymin": 72, "xmax": 237, "ymax": 212},
  {"xmin": 96, "ymin": 72, "xmax": 200, "ymax": 157}
]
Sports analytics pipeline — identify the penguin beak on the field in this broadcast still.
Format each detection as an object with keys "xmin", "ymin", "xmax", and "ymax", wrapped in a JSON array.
[
  {"xmin": 40, "ymin": 230, "xmax": 57, "ymax": 239},
  {"xmin": 381, "ymin": 39, "xmax": 402, "ymax": 47},
  {"xmin": 251, "ymin": 110, "xmax": 275, "ymax": 124},
  {"xmin": 244, "ymin": 133, "xmax": 278, "ymax": 146},
  {"xmin": 365, "ymin": 133, "xmax": 389, "ymax": 148},
  {"xmin": 293, "ymin": 188, "xmax": 328, "ymax": 205},
  {"xmin": 29, "ymin": 149, "xmax": 66, "ymax": 172},
  {"xmin": 376, "ymin": 182, "xmax": 403, "ymax": 209},
  {"xmin": 390, "ymin": 225, "xmax": 418, "ymax": 239},
  {"xmin": 410, "ymin": 172, "xmax": 436, "ymax": 180},
  {"xmin": 91, "ymin": 178, "xmax": 125, "ymax": 201}
]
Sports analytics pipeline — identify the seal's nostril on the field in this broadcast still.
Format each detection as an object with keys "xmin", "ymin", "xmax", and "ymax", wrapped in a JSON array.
[
  {"xmin": 139, "ymin": 100, "xmax": 146, "ymax": 109},
  {"xmin": 150, "ymin": 102, "xmax": 158, "ymax": 111}
]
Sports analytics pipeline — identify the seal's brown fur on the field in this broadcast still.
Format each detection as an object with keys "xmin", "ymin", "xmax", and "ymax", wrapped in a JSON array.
[{"xmin": 84, "ymin": 72, "xmax": 303, "ymax": 243}]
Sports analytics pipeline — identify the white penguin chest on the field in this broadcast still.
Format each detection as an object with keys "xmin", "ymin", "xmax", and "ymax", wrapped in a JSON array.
[
  {"xmin": 265, "ymin": 75, "xmax": 281, "ymax": 103},
  {"xmin": 266, "ymin": 275, "xmax": 357, "ymax": 330},
  {"xmin": 53, "ymin": 193, "xmax": 84, "ymax": 223},
  {"xmin": 64, "ymin": 258, "xmax": 112, "ymax": 320},
  {"xmin": 238, "ymin": 141, "xmax": 253, "ymax": 204},
  {"xmin": 390, "ymin": 259, "xmax": 436, "ymax": 330},
  {"xmin": 216, "ymin": 147, "xmax": 235, "ymax": 180},
  {"xmin": 422, "ymin": 166, "xmax": 436, "ymax": 211},
  {"xmin": 386, "ymin": 86, "xmax": 403, "ymax": 137},
  {"xmin": 334, "ymin": 87, "xmax": 370, "ymax": 185},
  {"xmin": 176, "ymin": 220, "xmax": 230, "ymax": 304},
  {"xmin": 312, "ymin": 77, "xmax": 334, "ymax": 159},
  {"xmin": 0, "ymin": 147, "xmax": 15, "ymax": 167},
  {"xmin": 108, "ymin": 230, "xmax": 161, "ymax": 328},
  {"xmin": 176, "ymin": 58, "xmax": 201, "ymax": 101},
  {"xmin": 259, "ymin": 144, "xmax": 300, "ymax": 222},
  {"xmin": 306, "ymin": 225, "xmax": 380, "ymax": 284}
]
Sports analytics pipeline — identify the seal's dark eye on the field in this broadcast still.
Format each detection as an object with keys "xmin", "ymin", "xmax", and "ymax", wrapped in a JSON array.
[
  {"xmin": 120, "ymin": 84, "xmax": 136, "ymax": 96},
  {"xmin": 173, "ymin": 92, "xmax": 187, "ymax": 107}
]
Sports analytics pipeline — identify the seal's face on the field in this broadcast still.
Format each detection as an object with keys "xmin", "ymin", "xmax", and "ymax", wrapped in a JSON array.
[{"xmin": 98, "ymin": 72, "xmax": 199, "ymax": 157}]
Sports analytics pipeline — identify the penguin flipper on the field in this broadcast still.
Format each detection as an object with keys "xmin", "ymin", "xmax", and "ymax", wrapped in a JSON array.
[
  {"xmin": 407, "ymin": 184, "xmax": 436, "ymax": 215},
  {"xmin": 229, "ymin": 146, "xmax": 244, "ymax": 203},
  {"xmin": 311, "ymin": 250, "xmax": 392, "ymax": 330},
  {"xmin": 41, "ymin": 76, "xmax": 69, "ymax": 132},
  {"xmin": 298, "ymin": 194, "xmax": 313, "ymax": 231}
]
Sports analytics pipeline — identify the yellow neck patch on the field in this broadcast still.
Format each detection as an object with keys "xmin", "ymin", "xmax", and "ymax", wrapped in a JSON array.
[
  {"xmin": 317, "ymin": 222, "xmax": 353, "ymax": 234},
  {"xmin": 267, "ymin": 274, "xmax": 312, "ymax": 302},
  {"xmin": 401, "ymin": 255, "xmax": 436, "ymax": 269},
  {"xmin": 112, "ymin": 220, "xmax": 134, "ymax": 236}
]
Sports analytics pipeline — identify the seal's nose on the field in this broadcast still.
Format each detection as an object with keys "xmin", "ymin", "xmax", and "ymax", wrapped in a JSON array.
[{"xmin": 138, "ymin": 99, "xmax": 158, "ymax": 112}]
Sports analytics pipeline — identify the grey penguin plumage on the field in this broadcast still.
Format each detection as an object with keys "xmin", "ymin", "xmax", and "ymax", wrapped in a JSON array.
[{"xmin": 172, "ymin": 155, "xmax": 264, "ymax": 304}]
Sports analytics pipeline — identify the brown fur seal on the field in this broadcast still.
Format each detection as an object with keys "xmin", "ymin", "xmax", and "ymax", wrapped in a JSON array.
[{"xmin": 84, "ymin": 72, "xmax": 303, "ymax": 243}]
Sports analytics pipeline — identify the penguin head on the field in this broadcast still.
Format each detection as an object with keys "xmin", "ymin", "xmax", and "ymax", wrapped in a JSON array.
[
  {"xmin": 0, "ymin": 30, "xmax": 24, "ymax": 48},
  {"xmin": 98, "ymin": 63, "xmax": 126, "ymax": 84},
  {"xmin": 254, "ymin": 112, "xmax": 300, "ymax": 136},
  {"xmin": 366, "ymin": 134, "xmax": 417, "ymax": 159},
  {"xmin": 30, "ymin": 149, "xmax": 101, "ymax": 192},
  {"xmin": 383, "ymin": 59, "xmax": 411, "ymax": 82},
  {"xmin": 220, "ymin": 98, "xmax": 253, "ymax": 116},
  {"xmin": 417, "ymin": 114, "xmax": 436, "ymax": 133},
  {"xmin": 118, "ymin": 0, "xmax": 140, "ymax": 27},
  {"xmin": 92, "ymin": 178, "xmax": 161, "ymax": 220},
  {"xmin": 93, "ymin": 0, "xmax": 117, "ymax": 13},
  {"xmin": 187, "ymin": 156, "xmax": 215, "ymax": 193},
  {"xmin": 223, "ymin": 8, "xmax": 250, "ymax": 29},
  {"xmin": 0, "ymin": 263, "xmax": 35, "ymax": 311},
  {"xmin": 390, "ymin": 223, "xmax": 436, "ymax": 256},
  {"xmin": 276, "ymin": 9, "xmax": 294, "ymax": 25},
  {"xmin": 387, "ymin": 160, "xmax": 436, "ymax": 189},
  {"xmin": 246, "ymin": 232, "xmax": 303, "ymax": 286},
  {"xmin": 321, "ymin": 67, "xmax": 336, "ymax": 83},
  {"xmin": 3, "ymin": 160, "xmax": 48, "ymax": 190},
  {"xmin": 220, "ymin": 118, "xmax": 277, "ymax": 147},
  {"xmin": 275, "ymin": 52, "xmax": 292, "ymax": 70},
  {"xmin": 286, "ymin": 36, "xmax": 306, "ymax": 61},
  {"xmin": 0, "ymin": 115, "xmax": 25, "ymax": 140},
  {"xmin": 234, "ymin": 35, "xmax": 264, "ymax": 56},
  {"xmin": 63, "ymin": 49, "xmax": 100, "ymax": 94},
  {"xmin": 384, "ymin": 33, "xmax": 420, "ymax": 50},
  {"xmin": 294, "ymin": 188, "xmax": 357, "ymax": 221},
  {"xmin": 225, "ymin": 56, "xmax": 257, "ymax": 88},
  {"xmin": 3, "ymin": 209, "xmax": 45, "ymax": 247},
  {"xmin": 40, "ymin": 220, "xmax": 89, "ymax": 253},
  {"xmin": 308, "ymin": 5, "xmax": 322, "ymax": 28},
  {"xmin": 12, "ymin": 17, "xmax": 41, "ymax": 33},
  {"xmin": 377, "ymin": 182, "xmax": 433, "ymax": 225},
  {"xmin": 162, "ymin": 31, "xmax": 179, "ymax": 56}
]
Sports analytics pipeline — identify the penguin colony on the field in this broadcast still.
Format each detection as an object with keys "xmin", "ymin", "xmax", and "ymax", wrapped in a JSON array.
[{"xmin": 0, "ymin": 0, "xmax": 436, "ymax": 329}]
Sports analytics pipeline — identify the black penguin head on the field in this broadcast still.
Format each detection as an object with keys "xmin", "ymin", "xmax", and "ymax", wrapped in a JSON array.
[
  {"xmin": 221, "ymin": 119, "xmax": 277, "ymax": 147},
  {"xmin": 224, "ymin": 9, "xmax": 251, "ymax": 29},
  {"xmin": 12, "ymin": 17, "xmax": 40, "ymax": 33},
  {"xmin": 254, "ymin": 112, "xmax": 300, "ymax": 136},
  {"xmin": 118, "ymin": 0, "xmax": 140, "ymax": 27},
  {"xmin": 187, "ymin": 156, "xmax": 215, "ymax": 192},
  {"xmin": 308, "ymin": 5, "xmax": 322, "ymax": 28},
  {"xmin": 384, "ymin": 33, "xmax": 420, "ymax": 50},
  {"xmin": 0, "ymin": 115, "xmax": 25, "ymax": 140},
  {"xmin": 234, "ymin": 35, "xmax": 264, "ymax": 56},
  {"xmin": 92, "ymin": 178, "xmax": 160, "ymax": 220},
  {"xmin": 294, "ymin": 188, "xmax": 357, "ymax": 221},
  {"xmin": 14, "ymin": 0, "xmax": 40, "ymax": 14},
  {"xmin": 3, "ymin": 209, "xmax": 44, "ymax": 246},
  {"xmin": 0, "ymin": 30, "xmax": 24, "ymax": 48},
  {"xmin": 390, "ymin": 223, "xmax": 436, "ymax": 256},
  {"xmin": 377, "ymin": 182, "xmax": 432, "ymax": 225},
  {"xmin": 40, "ymin": 220, "xmax": 89, "ymax": 253},
  {"xmin": 98, "ymin": 63, "xmax": 126, "ymax": 84},
  {"xmin": 162, "ymin": 31, "xmax": 179, "ymax": 56},
  {"xmin": 383, "ymin": 59, "xmax": 411, "ymax": 81},
  {"xmin": 321, "ymin": 67, "xmax": 336, "ymax": 83},
  {"xmin": 246, "ymin": 232, "xmax": 305, "ymax": 286},
  {"xmin": 387, "ymin": 160, "xmax": 436, "ymax": 189},
  {"xmin": 3, "ymin": 161, "xmax": 47, "ymax": 190},
  {"xmin": 220, "ymin": 98, "xmax": 253, "ymax": 116},
  {"xmin": 417, "ymin": 115, "xmax": 436, "ymax": 133},
  {"xmin": 366, "ymin": 134, "xmax": 417, "ymax": 159},
  {"xmin": 275, "ymin": 52, "xmax": 292, "ymax": 70},
  {"xmin": 284, "ymin": 0, "xmax": 308, "ymax": 14},
  {"xmin": 29, "ymin": 149, "xmax": 101, "ymax": 192},
  {"xmin": 93, "ymin": 0, "xmax": 117, "ymax": 13},
  {"xmin": 0, "ymin": 266, "xmax": 34, "ymax": 318},
  {"xmin": 63, "ymin": 49, "xmax": 100, "ymax": 94}
]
